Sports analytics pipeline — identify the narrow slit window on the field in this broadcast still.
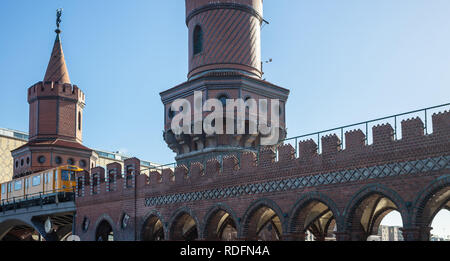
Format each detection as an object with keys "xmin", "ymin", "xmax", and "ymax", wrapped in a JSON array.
[{"xmin": 78, "ymin": 111, "xmax": 82, "ymax": 131}]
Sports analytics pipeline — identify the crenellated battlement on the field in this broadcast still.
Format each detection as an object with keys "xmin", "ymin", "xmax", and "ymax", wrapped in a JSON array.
[
  {"xmin": 372, "ymin": 123, "xmax": 395, "ymax": 146},
  {"xmin": 27, "ymin": 81, "xmax": 85, "ymax": 104},
  {"xmin": 321, "ymin": 134, "xmax": 342, "ymax": 156},
  {"xmin": 75, "ymin": 108, "xmax": 450, "ymax": 200},
  {"xmin": 401, "ymin": 117, "xmax": 425, "ymax": 140},
  {"xmin": 432, "ymin": 110, "xmax": 450, "ymax": 135},
  {"xmin": 345, "ymin": 129, "xmax": 366, "ymax": 151}
]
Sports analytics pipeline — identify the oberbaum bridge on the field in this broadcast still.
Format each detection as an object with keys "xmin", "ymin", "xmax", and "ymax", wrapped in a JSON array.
[{"xmin": 1, "ymin": 1, "xmax": 449, "ymax": 241}]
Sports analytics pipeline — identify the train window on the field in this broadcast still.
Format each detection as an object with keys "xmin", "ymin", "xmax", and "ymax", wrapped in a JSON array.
[
  {"xmin": 1, "ymin": 184, "xmax": 5, "ymax": 194},
  {"xmin": 48, "ymin": 172, "xmax": 53, "ymax": 182},
  {"xmin": 70, "ymin": 171, "xmax": 75, "ymax": 181},
  {"xmin": 32, "ymin": 176, "xmax": 41, "ymax": 186},
  {"xmin": 25, "ymin": 178, "xmax": 29, "ymax": 189},
  {"xmin": 61, "ymin": 170, "xmax": 70, "ymax": 181},
  {"xmin": 14, "ymin": 181, "xmax": 22, "ymax": 191}
]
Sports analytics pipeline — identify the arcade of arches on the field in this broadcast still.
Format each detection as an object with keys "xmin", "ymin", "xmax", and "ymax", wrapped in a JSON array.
[{"xmin": 111, "ymin": 179, "xmax": 450, "ymax": 241}]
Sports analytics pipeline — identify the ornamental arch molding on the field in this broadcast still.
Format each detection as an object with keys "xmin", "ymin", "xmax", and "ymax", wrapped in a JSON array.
[
  {"xmin": 167, "ymin": 206, "xmax": 201, "ymax": 240},
  {"xmin": 202, "ymin": 203, "xmax": 240, "ymax": 241},
  {"xmin": 411, "ymin": 174, "xmax": 450, "ymax": 227},
  {"xmin": 342, "ymin": 184, "xmax": 409, "ymax": 239},
  {"xmin": 288, "ymin": 191, "xmax": 341, "ymax": 240},
  {"xmin": 93, "ymin": 214, "xmax": 116, "ymax": 241},
  {"xmin": 240, "ymin": 198, "xmax": 287, "ymax": 240},
  {"xmin": 139, "ymin": 210, "xmax": 167, "ymax": 241}
]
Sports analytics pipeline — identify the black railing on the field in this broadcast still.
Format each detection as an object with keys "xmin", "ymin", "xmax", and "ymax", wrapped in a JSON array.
[
  {"xmin": 279, "ymin": 102, "xmax": 450, "ymax": 156},
  {"xmin": 145, "ymin": 103, "xmax": 450, "ymax": 173},
  {"xmin": 0, "ymin": 187, "xmax": 75, "ymax": 213}
]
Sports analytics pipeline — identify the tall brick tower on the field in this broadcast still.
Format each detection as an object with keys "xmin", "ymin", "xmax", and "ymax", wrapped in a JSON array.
[
  {"xmin": 161, "ymin": 0, "xmax": 290, "ymax": 164},
  {"xmin": 11, "ymin": 12, "xmax": 96, "ymax": 178}
]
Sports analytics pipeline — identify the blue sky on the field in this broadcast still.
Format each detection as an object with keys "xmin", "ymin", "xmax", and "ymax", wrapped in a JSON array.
[{"xmin": 1, "ymin": 1, "xmax": 449, "ymax": 235}]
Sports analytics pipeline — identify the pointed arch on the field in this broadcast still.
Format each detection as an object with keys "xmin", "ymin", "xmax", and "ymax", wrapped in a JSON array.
[
  {"xmin": 203, "ymin": 203, "xmax": 240, "ymax": 241},
  {"xmin": 342, "ymin": 184, "xmax": 408, "ymax": 240},
  {"xmin": 168, "ymin": 206, "xmax": 200, "ymax": 241},
  {"xmin": 241, "ymin": 198, "xmax": 286, "ymax": 240},
  {"xmin": 140, "ymin": 210, "xmax": 166, "ymax": 241},
  {"xmin": 288, "ymin": 191, "xmax": 341, "ymax": 240},
  {"xmin": 412, "ymin": 175, "xmax": 450, "ymax": 227},
  {"xmin": 93, "ymin": 214, "xmax": 115, "ymax": 241}
]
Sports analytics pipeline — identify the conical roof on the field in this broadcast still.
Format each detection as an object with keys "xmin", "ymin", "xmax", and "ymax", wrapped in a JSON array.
[{"xmin": 43, "ymin": 32, "xmax": 71, "ymax": 83}]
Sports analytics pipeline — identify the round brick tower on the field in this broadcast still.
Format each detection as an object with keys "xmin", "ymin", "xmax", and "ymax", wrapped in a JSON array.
[
  {"xmin": 186, "ymin": 0, "xmax": 263, "ymax": 80},
  {"xmin": 161, "ymin": 0, "xmax": 290, "ymax": 165}
]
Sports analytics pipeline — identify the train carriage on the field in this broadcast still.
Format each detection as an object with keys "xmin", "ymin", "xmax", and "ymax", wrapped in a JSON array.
[{"xmin": 0, "ymin": 166, "xmax": 82, "ymax": 202}]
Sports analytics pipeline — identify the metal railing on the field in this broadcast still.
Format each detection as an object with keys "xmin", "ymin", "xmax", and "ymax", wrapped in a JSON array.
[
  {"xmin": 144, "ymin": 162, "xmax": 177, "ymax": 174},
  {"xmin": 0, "ymin": 187, "xmax": 75, "ymax": 213},
  {"xmin": 280, "ymin": 102, "xmax": 450, "ymax": 157},
  {"xmin": 146, "ymin": 103, "xmax": 449, "ymax": 173}
]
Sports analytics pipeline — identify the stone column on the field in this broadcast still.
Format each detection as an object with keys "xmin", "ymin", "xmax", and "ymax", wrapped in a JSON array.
[
  {"xmin": 283, "ymin": 232, "xmax": 306, "ymax": 241},
  {"xmin": 401, "ymin": 226, "xmax": 432, "ymax": 241},
  {"xmin": 334, "ymin": 231, "xmax": 351, "ymax": 241}
]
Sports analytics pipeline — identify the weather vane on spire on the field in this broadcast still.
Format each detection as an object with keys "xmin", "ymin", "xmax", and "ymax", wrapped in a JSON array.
[{"xmin": 55, "ymin": 8, "xmax": 63, "ymax": 33}]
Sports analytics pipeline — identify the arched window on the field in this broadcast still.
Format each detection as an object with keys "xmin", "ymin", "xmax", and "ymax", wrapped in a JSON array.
[
  {"xmin": 217, "ymin": 94, "xmax": 229, "ymax": 107},
  {"xmin": 193, "ymin": 25, "xmax": 203, "ymax": 55},
  {"xmin": 78, "ymin": 111, "xmax": 82, "ymax": 131}
]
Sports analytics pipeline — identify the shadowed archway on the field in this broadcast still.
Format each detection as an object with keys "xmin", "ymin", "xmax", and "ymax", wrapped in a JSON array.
[
  {"xmin": 141, "ymin": 212, "xmax": 165, "ymax": 241},
  {"xmin": 203, "ymin": 204, "xmax": 239, "ymax": 241},
  {"xmin": 412, "ymin": 175, "xmax": 450, "ymax": 241},
  {"xmin": 95, "ymin": 220, "xmax": 114, "ymax": 241},
  {"xmin": 169, "ymin": 208, "xmax": 199, "ymax": 241},
  {"xmin": 289, "ymin": 192, "xmax": 340, "ymax": 241},
  {"xmin": 242, "ymin": 199, "xmax": 285, "ymax": 241},
  {"xmin": 343, "ymin": 184, "xmax": 408, "ymax": 241}
]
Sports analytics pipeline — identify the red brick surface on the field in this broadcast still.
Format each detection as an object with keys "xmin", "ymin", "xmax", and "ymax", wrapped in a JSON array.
[{"xmin": 75, "ymin": 112, "xmax": 450, "ymax": 241}]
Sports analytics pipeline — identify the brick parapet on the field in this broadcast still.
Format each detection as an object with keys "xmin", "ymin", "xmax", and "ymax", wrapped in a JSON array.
[{"xmin": 76, "ymin": 112, "xmax": 450, "ymax": 202}]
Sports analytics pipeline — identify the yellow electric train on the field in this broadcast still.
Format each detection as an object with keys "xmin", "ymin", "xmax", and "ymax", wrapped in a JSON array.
[{"xmin": 0, "ymin": 165, "xmax": 83, "ymax": 202}]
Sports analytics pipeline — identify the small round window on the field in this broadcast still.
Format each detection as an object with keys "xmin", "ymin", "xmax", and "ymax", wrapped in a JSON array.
[
  {"xmin": 20, "ymin": 159, "xmax": 24, "ymax": 166},
  {"xmin": 38, "ymin": 156, "xmax": 46, "ymax": 164}
]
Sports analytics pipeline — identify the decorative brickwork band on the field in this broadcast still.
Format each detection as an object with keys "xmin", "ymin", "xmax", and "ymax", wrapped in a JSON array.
[{"xmin": 144, "ymin": 155, "xmax": 450, "ymax": 207}]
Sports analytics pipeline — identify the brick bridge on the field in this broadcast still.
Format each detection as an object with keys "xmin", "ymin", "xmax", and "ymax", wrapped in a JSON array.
[{"xmin": 74, "ymin": 109, "xmax": 450, "ymax": 241}]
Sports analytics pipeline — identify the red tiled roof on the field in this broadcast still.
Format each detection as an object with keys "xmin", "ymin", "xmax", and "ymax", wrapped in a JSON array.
[{"xmin": 13, "ymin": 139, "xmax": 92, "ymax": 152}]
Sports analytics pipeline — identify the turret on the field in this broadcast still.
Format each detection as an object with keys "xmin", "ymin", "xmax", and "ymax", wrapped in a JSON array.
[
  {"xmin": 11, "ymin": 10, "xmax": 95, "ymax": 178},
  {"xmin": 161, "ymin": 0, "xmax": 290, "ymax": 165}
]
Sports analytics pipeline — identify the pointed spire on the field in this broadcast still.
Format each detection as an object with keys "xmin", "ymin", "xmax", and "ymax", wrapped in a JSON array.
[{"xmin": 44, "ymin": 9, "xmax": 71, "ymax": 84}]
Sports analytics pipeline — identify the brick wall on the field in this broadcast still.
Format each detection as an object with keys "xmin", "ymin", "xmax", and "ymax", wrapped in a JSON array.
[{"xmin": 75, "ymin": 111, "xmax": 450, "ymax": 241}]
